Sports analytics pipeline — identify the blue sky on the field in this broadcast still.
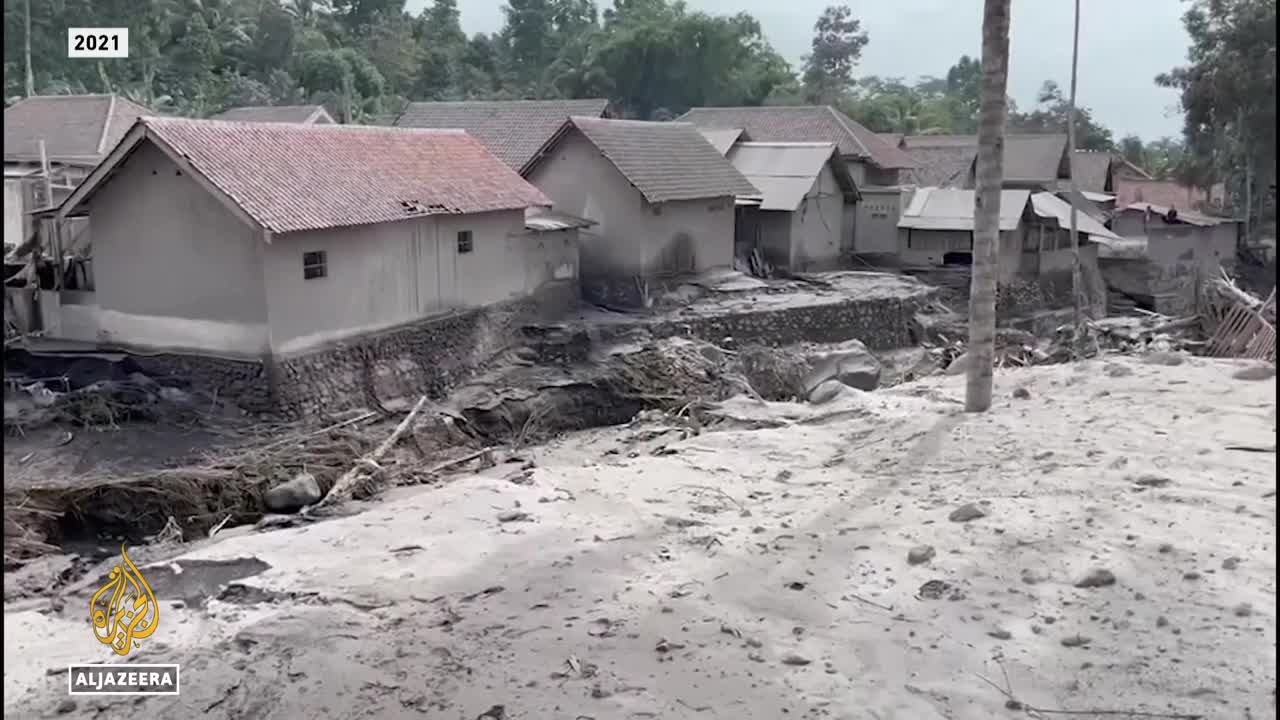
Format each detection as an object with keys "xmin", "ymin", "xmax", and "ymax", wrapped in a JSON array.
[{"xmin": 409, "ymin": 0, "xmax": 1192, "ymax": 141}]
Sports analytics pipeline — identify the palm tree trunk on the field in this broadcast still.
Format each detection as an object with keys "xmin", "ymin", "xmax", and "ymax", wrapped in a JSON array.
[
  {"xmin": 24, "ymin": 0, "xmax": 35, "ymax": 96},
  {"xmin": 966, "ymin": 0, "xmax": 1013, "ymax": 413},
  {"xmin": 1067, "ymin": 0, "xmax": 1082, "ymax": 331}
]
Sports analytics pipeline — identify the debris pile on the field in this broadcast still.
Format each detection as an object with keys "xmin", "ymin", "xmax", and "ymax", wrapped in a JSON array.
[
  {"xmin": 4, "ymin": 374, "xmax": 210, "ymax": 435},
  {"xmin": 3, "ymin": 411, "xmax": 389, "ymax": 566},
  {"xmin": 913, "ymin": 273, "xmax": 1277, "ymax": 374}
]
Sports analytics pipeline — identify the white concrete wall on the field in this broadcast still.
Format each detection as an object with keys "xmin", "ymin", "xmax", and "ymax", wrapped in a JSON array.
[
  {"xmin": 262, "ymin": 209, "xmax": 528, "ymax": 356},
  {"xmin": 529, "ymin": 129, "xmax": 734, "ymax": 279},
  {"xmin": 855, "ymin": 187, "xmax": 901, "ymax": 254},
  {"xmin": 899, "ymin": 228, "xmax": 966, "ymax": 265},
  {"xmin": 4, "ymin": 179, "xmax": 24, "ymax": 249},
  {"xmin": 789, "ymin": 165, "xmax": 844, "ymax": 270},
  {"xmin": 83, "ymin": 142, "xmax": 271, "ymax": 357},
  {"xmin": 898, "ymin": 227, "xmax": 1021, "ymax": 278}
]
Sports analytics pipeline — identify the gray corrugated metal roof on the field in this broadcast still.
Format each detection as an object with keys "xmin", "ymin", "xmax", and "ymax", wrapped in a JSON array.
[
  {"xmin": 209, "ymin": 105, "xmax": 334, "ymax": 124},
  {"xmin": 1031, "ymin": 192, "xmax": 1120, "ymax": 241},
  {"xmin": 736, "ymin": 176, "xmax": 814, "ymax": 212},
  {"xmin": 898, "ymin": 187, "xmax": 1029, "ymax": 231},
  {"xmin": 524, "ymin": 207, "xmax": 596, "ymax": 232},
  {"xmin": 394, "ymin": 98, "xmax": 610, "ymax": 173},
  {"xmin": 726, "ymin": 142, "xmax": 841, "ymax": 211},
  {"xmin": 1119, "ymin": 202, "xmax": 1232, "ymax": 227},
  {"xmin": 568, "ymin": 116, "xmax": 759, "ymax": 204},
  {"xmin": 697, "ymin": 127, "xmax": 747, "ymax": 156}
]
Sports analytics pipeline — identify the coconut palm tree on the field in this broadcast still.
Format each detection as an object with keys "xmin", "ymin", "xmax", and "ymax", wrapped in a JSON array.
[{"xmin": 966, "ymin": 0, "xmax": 1012, "ymax": 413}]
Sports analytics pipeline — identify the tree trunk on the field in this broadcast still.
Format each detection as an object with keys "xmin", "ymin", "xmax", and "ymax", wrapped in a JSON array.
[
  {"xmin": 1067, "ymin": 0, "xmax": 1082, "ymax": 330},
  {"xmin": 23, "ymin": 0, "xmax": 35, "ymax": 96},
  {"xmin": 966, "ymin": 0, "xmax": 1013, "ymax": 413}
]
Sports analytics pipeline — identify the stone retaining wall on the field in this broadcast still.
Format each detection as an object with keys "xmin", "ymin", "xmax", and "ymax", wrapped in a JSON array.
[
  {"xmin": 580, "ymin": 288, "xmax": 937, "ymax": 352},
  {"xmin": 137, "ymin": 282, "xmax": 578, "ymax": 418}
]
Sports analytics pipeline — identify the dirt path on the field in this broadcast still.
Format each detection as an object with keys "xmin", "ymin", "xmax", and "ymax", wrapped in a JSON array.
[{"xmin": 4, "ymin": 356, "xmax": 1275, "ymax": 720}]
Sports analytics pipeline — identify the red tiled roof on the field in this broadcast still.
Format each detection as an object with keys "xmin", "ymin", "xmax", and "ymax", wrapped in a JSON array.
[{"xmin": 116, "ymin": 117, "xmax": 550, "ymax": 234}]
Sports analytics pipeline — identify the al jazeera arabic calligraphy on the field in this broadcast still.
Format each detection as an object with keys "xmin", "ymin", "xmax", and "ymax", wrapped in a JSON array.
[{"xmin": 90, "ymin": 545, "xmax": 159, "ymax": 656}]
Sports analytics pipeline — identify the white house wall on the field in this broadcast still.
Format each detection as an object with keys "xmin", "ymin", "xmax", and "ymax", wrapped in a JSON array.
[
  {"xmin": 4, "ymin": 179, "xmax": 24, "ymax": 249},
  {"xmin": 83, "ymin": 142, "xmax": 271, "ymax": 356},
  {"xmin": 789, "ymin": 164, "xmax": 844, "ymax": 270},
  {"xmin": 855, "ymin": 187, "xmax": 902, "ymax": 254},
  {"xmin": 262, "ymin": 209, "xmax": 529, "ymax": 356}
]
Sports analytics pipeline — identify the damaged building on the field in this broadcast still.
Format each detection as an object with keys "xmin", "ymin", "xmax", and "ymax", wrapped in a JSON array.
[
  {"xmin": 721, "ymin": 141, "xmax": 860, "ymax": 274},
  {"xmin": 1099, "ymin": 202, "xmax": 1243, "ymax": 315},
  {"xmin": 14, "ymin": 117, "xmax": 578, "ymax": 416},
  {"xmin": 4, "ymin": 94, "xmax": 151, "ymax": 251},
  {"xmin": 897, "ymin": 187, "xmax": 1115, "ymax": 317}
]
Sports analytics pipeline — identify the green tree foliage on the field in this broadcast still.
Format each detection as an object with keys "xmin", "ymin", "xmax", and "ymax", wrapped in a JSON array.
[
  {"xmin": 1119, "ymin": 134, "xmax": 1188, "ymax": 181},
  {"xmin": 800, "ymin": 5, "xmax": 868, "ymax": 105},
  {"xmin": 1158, "ymin": 0, "xmax": 1276, "ymax": 228},
  {"xmin": 4, "ymin": 0, "xmax": 794, "ymax": 119},
  {"xmin": 1007, "ymin": 80, "xmax": 1113, "ymax": 151}
]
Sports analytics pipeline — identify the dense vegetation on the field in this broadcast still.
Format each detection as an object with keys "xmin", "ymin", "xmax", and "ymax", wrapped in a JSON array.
[{"xmin": 4, "ymin": 0, "xmax": 1274, "ymax": 224}]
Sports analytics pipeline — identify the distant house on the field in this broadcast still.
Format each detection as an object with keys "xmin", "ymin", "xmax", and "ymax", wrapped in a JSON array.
[
  {"xmin": 898, "ymin": 187, "xmax": 1116, "ymax": 316},
  {"xmin": 47, "ymin": 117, "xmax": 565, "ymax": 369},
  {"xmin": 677, "ymin": 106, "xmax": 915, "ymax": 255},
  {"xmin": 525, "ymin": 116, "xmax": 758, "ymax": 307},
  {"xmin": 723, "ymin": 142, "xmax": 859, "ymax": 273},
  {"xmin": 3, "ymin": 94, "xmax": 151, "ymax": 249},
  {"xmin": 393, "ymin": 98, "xmax": 611, "ymax": 175},
  {"xmin": 1100, "ymin": 202, "xmax": 1242, "ymax": 315},
  {"xmin": 1113, "ymin": 179, "xmax": 1224, "ymax": 213},
  {"xmin": 900, "ymin": 136, "xmax": 1114, "ymax": 197},
  {"xmin": 896, "ymin": 134, "xmax": 977, "ymax": 188},
  {"xmin": 209, "ymin": 105, "xmax": 335, "ymax": 124}
]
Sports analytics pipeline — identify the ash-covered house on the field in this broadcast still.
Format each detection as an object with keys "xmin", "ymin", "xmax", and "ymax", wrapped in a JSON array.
[
  {"xmin": 893, "ymin": 134, "xmax": 979, "ymax": 188},
  {"xmin": 715, "ymin": 141, "xmax": 860, "ymax": 273},
  {"xmin": 4, "ymin": 94, "xmax": 151, "ymax": 251},
  {"xmin": 393, "ymin": 98, "xmax": 612, "ymax": 175},
  {"xmin": 677, "ymin": 106, "xmax": 915, "ymax": 257},
  {"xmin": 897, "ymin": 187, "xmax": 1118, "ymax": 316},
  {"xmin": 523, "ymin": 116, "xmax": 759, "ymax": 307},
  {"xmin": 41, "ymin": 117, "xmax": 577, "ymax": 415},
  {"xmin": 1098, "ymin": 202, "xmax": 1242, "ymax": 315},
  {"xmin": 208, "ymin": 104, "xmax": 336, "ymax": 124}
]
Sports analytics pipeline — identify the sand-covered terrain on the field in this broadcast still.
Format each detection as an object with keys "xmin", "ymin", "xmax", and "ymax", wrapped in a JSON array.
[{"xmin": 5, "ymin": 355, "xmax": 1275, "ymax": 720}]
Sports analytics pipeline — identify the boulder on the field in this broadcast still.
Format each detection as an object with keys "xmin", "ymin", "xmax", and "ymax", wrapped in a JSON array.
[
  {"xmin": 807, "ymin": 379, "xmax": 846, "ymax": 405},
  {"xmin": 802, "ymin": 340, "xmax": 882, "ymax": 393},
  {"xmin": 264, "ymin": 472, "xmax": 323, "ymax": 513},
  {"xmin": 944, "ymin": 352, "xmax": 970, "ymax": 376}
]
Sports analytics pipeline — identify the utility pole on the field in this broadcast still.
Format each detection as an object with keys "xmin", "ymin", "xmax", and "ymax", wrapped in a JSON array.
[
  {"xmin": 24, "ymin": 0, "xmax": 35, "ymax": 96},
  {"xmin": 1066, "ymin": 0, "xmax": 1082, "ymax": 334}
]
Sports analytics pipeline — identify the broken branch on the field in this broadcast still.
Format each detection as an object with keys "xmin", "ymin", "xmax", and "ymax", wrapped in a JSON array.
[{"xmin": 311, "ymin": 395, "xmax": 429, "ymax": 509}]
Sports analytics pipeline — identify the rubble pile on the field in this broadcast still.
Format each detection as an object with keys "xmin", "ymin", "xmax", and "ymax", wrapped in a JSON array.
[{"xmin": 4, "ymin": 374, "xmax": 210, "ymax": 434}]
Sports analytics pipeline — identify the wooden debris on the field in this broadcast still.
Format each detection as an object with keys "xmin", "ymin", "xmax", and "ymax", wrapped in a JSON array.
[{"xmin": 310, "ymin": 395, "xmax": 429, "ymax": 510}]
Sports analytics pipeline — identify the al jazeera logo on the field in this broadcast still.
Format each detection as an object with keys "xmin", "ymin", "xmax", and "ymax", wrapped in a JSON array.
[{"xmin": 68, "ymin": 545, "xmax": 180, "ymax": 696}]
